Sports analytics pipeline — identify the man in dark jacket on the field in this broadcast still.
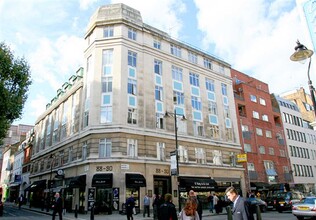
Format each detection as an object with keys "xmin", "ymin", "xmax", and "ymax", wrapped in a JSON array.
[
  {"xmin": 158, "ymin": 193, "xmax": 177, "ymax": 220},
  {"xmin": 52, "ymin": 193, "xmax": 63, "ymax": 220},
  {"xmin": 126, "ymin": 194, "xmax": 135, "ymax": 220},
  {"xmin": 225, "ymin": 186, "xmax": 253, "ymax": 220}
]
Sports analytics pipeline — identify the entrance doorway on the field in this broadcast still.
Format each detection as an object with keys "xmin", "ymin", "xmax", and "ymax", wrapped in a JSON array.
[{"xmin": 153, "ymin": 176, "xmax": 171, "ymax": 197}]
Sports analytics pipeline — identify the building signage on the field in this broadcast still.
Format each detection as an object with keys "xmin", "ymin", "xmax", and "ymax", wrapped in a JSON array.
[
  {"xmin": 88, "ymin": 188, "xmax": 95, "ymax": 211},
  {"xmin": 170, "ymin": 150, "xmax": 177, "ymax": 176},
  {"xmin": 113, "ymin": 188, "xmax": 119, "ymax": 210},
  {"xmin": 237, "ymin": 154, "xmax": 247, "ymax": 163},
  {"xmin": 121, "ymin": 164, "xmax": 130, "ymax": 170},
  {"xmin": 179, "ymin": 177, "xmax": 217, "ymax": 192}
]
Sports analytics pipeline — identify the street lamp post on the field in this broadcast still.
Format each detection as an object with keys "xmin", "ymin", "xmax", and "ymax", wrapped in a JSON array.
[
  {"xmin": 165, "ymin": 109, "xmax": 186, "ymax": 212},
  {"xmin": 290, "ymin": 40, "xmax": 316, "ymax": 117}
]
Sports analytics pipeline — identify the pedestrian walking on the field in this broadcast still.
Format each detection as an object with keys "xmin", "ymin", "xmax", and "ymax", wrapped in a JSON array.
[
  {"xmin": 208, "ymin": 193, "xmax": 214, "ymax": 213},
  {"xmin": 225, "ymin": 186, "xmax": 253, "ymax": 220},
  {"xmin": 126, "ymin": 194, "xmax": 135, "ymax": 220},
  {"xmin": 18, "ymin": 194, "xmax": 24, "ymax": 209},
  {"xmin": 52, "ymin": 192, "xmax": 63, "ymax": 220},
  {"xmin": 158, "ymin": 193, "xmax": 177, "ymax": 220},
  {"xmin": 143, "ymin": 194, "xmax": 150, "ymax": 217},
  {"xmin": 188, "ymin": 190, "xmax": 202, "ymax": 220}
]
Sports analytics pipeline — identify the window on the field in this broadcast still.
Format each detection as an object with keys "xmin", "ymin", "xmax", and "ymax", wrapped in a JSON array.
[
  {"xmin": 221, "ymin": 83, "xmax": 227, "ymax": 96},
  {"xmin": 128, "ymin": 28, "xmax": 136, "ymax": 40},
  {"xmin": 264, "ymin": 160, "xmax": 275, "ymax": 170},
  {"xmin": 103, "ymin": 26, "xmax": 114, "ymax": 37},
  {"xmin": 127, "ymin": 108, "xmax": 137, "ymax": 124},
  {"xmin": 82, "ymin": 142, "xmax": 88, "ymax": 160},
  {"xmin": 247, "ymin": 163, "xmax": 255, "ymax": 171},
  {"xmin": 193, "ymin": 122, "xmax": 204, "ymax": 136},
  {"xmin": 154, "ymin": 60, "xmax": 162, "ymax": 75},
  {"xmin": 188, "ymin": 52, "xmax": 198, "ymax": 64},
  {"xmin": 225, "ymin": 118, "xmax": 232, "ymax": 128},
  {"xmin": 203, "ymin": 58, "xmax": 212, "ymax": 70},
  {"xmin": 205, "ymin": 78, "xmax": 215, "ymax": 92},
  {"xmin": 170, "ymin": 44, "xmax": 181, "ymax": 57},
  {"xmin": 156, "ymin": 113, "xmax": 164, "ymax": 129},
  {"xmin": 208, "ymin": 101, "xmax": 217, "ymax": 114},
  {"xmin": 262, "ymin": 114, "xmax": 269, "ymax": 121},
  {"xmin": 172, "ymin": 66, "xmax": 183, "ymax": 81},
  {"xmin": 61, "ymin": 101, "xmax": 68, "ymax": 140},
  {"xmin": 256, "ymin": 128, "xmax": 263, "ymax": 136},
  {"xmin": 179, "ymin": 145, "xmax": 188, "ymax": 162},
  {"xmin": 191, "ymin": 96, "xmax": 202, "ymax": 110},
  {"xmin": 68, "ymin": 146, "xmax": 73, "ymax": 162},
  {"xmin": 189, "ymin": 73, "xmax": 199, "ymax": 87},
  {"xmin": 102, "ymin": 77, "xmax": 112, "ymax": 93},
  {"xmin": 244, "ymin": 144, "xmax": 252, "ymax": 152},
  {"xmin": 102, "ymin": 50, "xmax": 113, "ymax": 76},
  {"xmin": 173, "ymin": 91, "xmax": 184, "ymax": 105},
  {"xmin": 157, "ymin": 142, "xmax": 165, "ymax": 161},
  {"xmin": 128, "ymin": 79, "xmax": 137, "ymax": 95},
  {"xmin": 265, "ymin": 130, "xmax": 272, "ymax": 138},
  {"xmin": 128, "ymin": 51, "xmax": 137, "ymax": 67},
  {"xmin": 241, "ymin": 125, "xmax": 249, "ymax": 131},
  {"xmin": 279, "ymin": 149, "xmax": 285, "ymax": 157},
  {"xmin": 259, "ymin": 146, "xmax": 265, "ymax": 154},
  {"xmin": 99, "ymin": 138, "xmax": 112, "ymax": 158},
  {"xmin": 155, "ymin": 86, "xmax": 163, "ymax": 101},
  {"xmin": 195, "ymin": 148, "xmax": 206, "ymax": 164},
  {"xmin": 259, "ymin": 98, "xmax": 266, "ymax": 106},
  {"xmin": 269, "ymin": 147, "xmax": 275, "ymax": 155},
  {"xmin": 100, "ymin": 106, "xmax": 112, "ymax": 123},
  {"xmin": 153, "ymin": 39, "xmax": 161, "ymax": 49},
  {"xmin": 127, "ymin": 139, "xmax": 138, "ymax": 157},
  {"xmin": 253, "ymin": 111, "xmax": 259, "ymax": 119},
  {"xmin": 250, "ymin": 95, "xmax": 257, "ymax": 102}
]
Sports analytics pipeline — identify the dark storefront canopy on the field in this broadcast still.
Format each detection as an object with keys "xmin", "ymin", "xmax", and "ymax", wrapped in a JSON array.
[
  {"xmin": 24, "ymin": 179, "xmax": 46, "ymax": 192},
  {"xmin": 92, "ymin": 173, "xmax": 113, "ymax": 188},
  {"xmin": 126, "ymin": 173, "xmax": 146, "ymax": 187},
  {"xmin": 179, "ymin": 177, "xmax": 217, "ymax": 192},
  {"xmin": 69, "ymin": 175, "xmax": 86, "ymax": 188}
]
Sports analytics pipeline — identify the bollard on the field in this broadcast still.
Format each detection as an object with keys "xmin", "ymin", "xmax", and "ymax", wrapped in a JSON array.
[
  {"xmin": 256, "ymin": 205, "xmax": 262, "ymax": 220},
  {"xmin": 226, "ymin": 205, "xmax": 233, "ymax": 220},
  {"xmin": 90, "ymin": 205, "xmax": 94, "ymax": 220},
  {"xmin": 75, "ymin": 204, "xmax": 78, "ymax": 218}
]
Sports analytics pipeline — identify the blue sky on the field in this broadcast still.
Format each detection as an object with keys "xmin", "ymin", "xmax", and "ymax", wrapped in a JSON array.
[{"xmin": 0, "ymin": 0, "xmax": 312, "ymax": 125}]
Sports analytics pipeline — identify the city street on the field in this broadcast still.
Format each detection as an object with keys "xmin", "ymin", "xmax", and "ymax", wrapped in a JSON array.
[{"xmin": 0, "ymin": 203, "xmax": 309, "ymax": 220}]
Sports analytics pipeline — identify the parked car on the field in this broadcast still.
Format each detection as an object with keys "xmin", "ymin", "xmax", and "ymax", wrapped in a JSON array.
[
  {"xmin": 292, "ymin": 196, "xmax": 316, "ymax": 220},
  {"xmin": 276, "ymin": 191, "xmax": 304, "ymax": 213},
  {"xmin": 266, "ymin": 194, "xmax": 278, "ymax": 210},
  {"xmin": 247, "ymin": 197, "xmax": 268, "ymax": 213}
]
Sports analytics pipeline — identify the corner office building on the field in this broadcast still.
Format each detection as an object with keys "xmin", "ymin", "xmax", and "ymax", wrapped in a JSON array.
[{"xmin": 29, "ymin": 3, "xmax": 245, "ymax": 214}]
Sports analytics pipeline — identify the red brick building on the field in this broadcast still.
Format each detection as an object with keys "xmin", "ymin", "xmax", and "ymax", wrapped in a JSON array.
[{"xmin": 231, "ymin": 69, "xmax": 292, "ymax": 194}]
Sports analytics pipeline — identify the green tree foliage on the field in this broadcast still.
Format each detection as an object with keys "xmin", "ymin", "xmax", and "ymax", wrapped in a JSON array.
[{"xmin": 0, "ymin": 42, "xmax": 32, "ymax": 142}]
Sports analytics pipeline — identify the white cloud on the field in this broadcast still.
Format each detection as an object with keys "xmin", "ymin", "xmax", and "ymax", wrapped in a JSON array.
[
  {"xmin": 110, "ymin": 0, "xmax": 186, "ymax": 38},
  {"xmin": 30, "ymin": 94, "xmax": 49, "ymax": 119},
  {"xmin": 28, "ymin": 35, "xmax": 84, "ymax": 91},
  {"xmin": 79, "ymin": 0, "xmax": 99, "ymax": 10},
  {"xmin": 194, "ymin": 0, "xmax": 310, "ymax": 94}
]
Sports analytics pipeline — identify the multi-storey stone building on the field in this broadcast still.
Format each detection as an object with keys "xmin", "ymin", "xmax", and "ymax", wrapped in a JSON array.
[
  {"xmin": 29, "ymin": 3, "xmax": 244, "ymax": 214},
  {"xmin": 273, "ymin": 95, "xmax": 316, "ymax": 193},
  {"xmin": 232, "ymin": 69, "xmax": 292, "ymax": 196}
]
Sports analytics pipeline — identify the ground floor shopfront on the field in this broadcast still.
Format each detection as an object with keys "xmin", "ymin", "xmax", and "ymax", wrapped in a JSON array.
[{"xmin": 28, "ymin": 160, "xmax": 245, "ymax": 214}]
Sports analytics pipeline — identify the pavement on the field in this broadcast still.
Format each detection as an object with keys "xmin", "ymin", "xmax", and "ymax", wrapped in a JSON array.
[{"xmin": 5, "ymin": 202, "xmax": 228, "ymax": 220}]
